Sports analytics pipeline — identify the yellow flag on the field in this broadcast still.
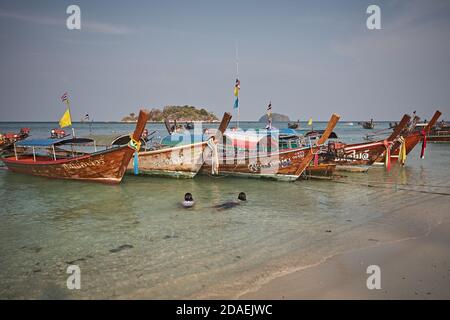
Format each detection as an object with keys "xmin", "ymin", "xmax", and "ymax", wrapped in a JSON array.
[
  {"xmin": 308, "ymin": 118, "xmax": 313, "ymax": 126},
  {"xmin": 59, "ymin": 109, "xmax": 72, "ymax": 128}
]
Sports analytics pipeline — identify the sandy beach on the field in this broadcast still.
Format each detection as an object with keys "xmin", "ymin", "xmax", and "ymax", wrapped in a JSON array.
[{"xmin": 240, "ymin": 194, "xmax": 450, "ymax": 300}]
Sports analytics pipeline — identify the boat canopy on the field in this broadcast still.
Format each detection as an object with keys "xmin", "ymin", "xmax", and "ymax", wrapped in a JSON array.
[
  {"xmin": 305, "ymin": 130, "xmax": 338, "ymax": 139},
  {"xmin": 16, "ymin": 138, "xmax": 94, "ymax": 147},
  {"xmin": 161, "ymin": 133, "xmax": 206, "ymax": 147}
]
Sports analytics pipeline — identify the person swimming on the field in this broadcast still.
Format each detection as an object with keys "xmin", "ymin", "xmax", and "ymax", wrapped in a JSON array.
[
  {"xmin": 214, "ymin": 192, "xmax": 247, "ymax": 210},
  {"xmin": 182, "ymin": 193, "xmax": 195, "ymax": 208}
]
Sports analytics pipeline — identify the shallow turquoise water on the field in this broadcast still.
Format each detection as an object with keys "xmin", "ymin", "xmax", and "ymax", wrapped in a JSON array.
[{"xmin": 0, "ymin": 121, "xmax": 449, "ymax": 298}]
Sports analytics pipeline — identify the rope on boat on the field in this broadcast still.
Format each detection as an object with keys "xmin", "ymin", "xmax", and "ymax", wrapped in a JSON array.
[
  {"xmin": 364, "ymin": 127, "xmax": 392, "ymax": 139},
  {"xmin": 206, "ymin": 137, "xmax": 219, "ymax": 174}
]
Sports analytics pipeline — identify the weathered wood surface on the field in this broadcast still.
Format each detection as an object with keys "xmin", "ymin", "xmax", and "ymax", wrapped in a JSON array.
[
  {"xmin": 328, "ymin": 114, "xmax": 410, "ymax": 166},
  {"xmin": 129, "ymin": 142, "xmax": 207, "ymax": 178},
  {"xmin": 384, "ymin": 110, "xmax": 441, "ymax": 162},
  {"xmin": 201, "ymin": 113, "xmax": 341, "ymax": 181},
  {"xmin": 3, "ymin": 147, "xmax": 132, "ymax": 183},
  {"xmin": 0, "ymin": 109, "xmax": 150, "ymax": 184},
  {"xmin": 130, "ymin": 112, "xmax": 232, "ymax": 178}
]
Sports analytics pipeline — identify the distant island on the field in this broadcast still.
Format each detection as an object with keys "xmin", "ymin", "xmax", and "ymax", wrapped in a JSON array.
[
  {"xmin": 121, "ymin": 105, "xmax": 219, "ymax": 122},
  {"xmin": 259, "ymin": 113, "xmax": 290, "ymax": 122}
]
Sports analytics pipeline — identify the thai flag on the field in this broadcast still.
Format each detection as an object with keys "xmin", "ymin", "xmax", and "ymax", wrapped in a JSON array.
[{"xmin": 61, "ymin": 92, "xmax": 69, "ymax": 103}]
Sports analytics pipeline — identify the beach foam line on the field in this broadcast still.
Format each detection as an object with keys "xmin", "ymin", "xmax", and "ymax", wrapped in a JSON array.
[{"xmin": 234, "ymin": 195, "xmax": 450, "ymax": 299}]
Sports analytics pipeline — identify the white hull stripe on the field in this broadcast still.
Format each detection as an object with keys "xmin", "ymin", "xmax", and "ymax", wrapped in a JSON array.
[{"xmin": 345, "ymin": 141, "xmax": 384, "ymax": 151}]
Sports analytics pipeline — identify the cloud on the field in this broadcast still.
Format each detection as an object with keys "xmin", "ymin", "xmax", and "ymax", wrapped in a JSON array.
[
  {"xmin": 0, "ymin": 9, "xmax": 133, "ymax": 35},
  {"xmin": 82, "ymin": 20, "xmax": 132, "ymax": 35}
]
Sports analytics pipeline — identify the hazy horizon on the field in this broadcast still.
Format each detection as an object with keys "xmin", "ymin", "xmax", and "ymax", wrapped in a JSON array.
[{"xmin": 1, "ymin": 0, "xmax": 449, "ymax": 122}]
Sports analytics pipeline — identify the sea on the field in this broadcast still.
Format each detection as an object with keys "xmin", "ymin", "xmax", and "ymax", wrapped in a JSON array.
[{"xmin": 0, "ymin": 120, "xmax": 449, "ymax": 299}]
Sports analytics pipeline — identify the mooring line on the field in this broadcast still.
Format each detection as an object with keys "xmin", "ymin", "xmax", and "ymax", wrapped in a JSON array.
[
  {"xmin": 339, "ymin": 178, "xmax": 450, "ymax": 190},
  {"xmin": 331, "ymin": 179, "xmax": 450, "ymax": 196}
]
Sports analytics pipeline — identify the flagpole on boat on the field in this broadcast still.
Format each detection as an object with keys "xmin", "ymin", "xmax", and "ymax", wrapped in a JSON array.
[
  {"xmin": 235, "ymin": 41, "xmax": 239, "ymax": 129},
  {"xmin": 67, "ymin": 99, "xmax": 76, "ymax": 138}
]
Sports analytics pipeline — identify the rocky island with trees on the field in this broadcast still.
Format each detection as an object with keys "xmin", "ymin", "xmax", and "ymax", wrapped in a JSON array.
[
  {"xmin": 259, "ymin": 113, "xmax": 290, "ymax": 122},
  {"xmin": 121, "ymin": 105, "xmax": 219, "ymax": 122}
]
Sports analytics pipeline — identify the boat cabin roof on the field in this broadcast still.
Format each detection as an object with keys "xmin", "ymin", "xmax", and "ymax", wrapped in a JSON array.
[
  {"xmin": 305, "ymin": 130, "xmax": 338, "ymax": 139},
  {"xmin": 16, "ymin": 137, "xmax": 94, "ymax": 147}
]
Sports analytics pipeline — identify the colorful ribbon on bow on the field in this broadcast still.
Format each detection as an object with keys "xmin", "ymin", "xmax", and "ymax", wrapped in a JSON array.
[
  {"xmin": 397, "ymin": 136, "xmax": 407, "ymax": 166},
  {"xmin": 383, "ymin": 139, "xmax": 392, "ymax": 171},
  {"xmin": 128, "ymin": 136, "xmax": 142, "ymax": 175},
  {"xmin": 420, "ymin": 129, "xmax": 427, "ymax": 159},
  {"xmin": 313, "ymin": 152, "xmax": 319, "ymax": 167},
  {"xmin": 207, "ymin": 137, "xmax": 219, "ymax": 174}
]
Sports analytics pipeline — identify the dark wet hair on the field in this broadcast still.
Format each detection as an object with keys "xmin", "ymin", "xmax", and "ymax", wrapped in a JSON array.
[
  {"xmin": 184, "ymin": 193, "xmax": 193, "ymax": 201},
  {"xmin": 238, "ymin": 192, "xmax": 246, "ymax": 201}
]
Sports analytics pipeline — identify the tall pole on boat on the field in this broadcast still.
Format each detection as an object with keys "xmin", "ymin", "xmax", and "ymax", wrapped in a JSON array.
[
  {"xmin": 235, "ymin": 41, "xmax": 240, "ymax": 128},
  {"xmin": 67, "ymin": 99, "xmax": 76, "ymax": 138},
  {"xmin": 60, "ymin": 92, "xmax": 75, "ymax": 137}
]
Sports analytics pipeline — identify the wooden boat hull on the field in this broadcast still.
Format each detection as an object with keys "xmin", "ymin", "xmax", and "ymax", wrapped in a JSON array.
[
  {"xmin": 0, "ymin": 109, "xmax": 150, "ymax": 184},
  {"xmin": 329, "ymin": 141, "xmax": 388, "ymax": 166},
  {"xmin": 389, "ymin": 133, "xmax": 421, "ymax": 162},
  {"xmin": 330, "ymin": 114, "xmax": 411, "ymax": 166},
  {"xmin": 1, "ymin": 146, "xmax": 134, "ymax": 184},
  {"xmin": 200, "ymin": 146, "xmax": 320, "ymax": 182},
  {"xmin": 427, "ymin": 132, "xmax": 450, "ymax": 142},
  {"xmin": 200, "ymin": 113, "xmax": 340, "ymax": 181},
  {"xmin": 129, "ymin": 112, "xmax": 232, "ymax": 178},
  {"xmin": 377, "ymin": 111, "xmax": 442, "ymax": 162},
  {"xmin": 128, "ymin": 142, "xmax": 208, "ymax": 178}
]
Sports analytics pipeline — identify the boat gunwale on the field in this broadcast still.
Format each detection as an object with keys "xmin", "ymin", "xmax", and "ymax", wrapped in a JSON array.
[{"xmin": 0, "ymin": 145, "xmax": 128, "ymax": 166}]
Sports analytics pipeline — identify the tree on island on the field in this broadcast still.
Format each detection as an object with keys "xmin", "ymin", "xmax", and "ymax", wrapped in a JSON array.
[{"xmin": 121, "ymin": 105, "xmax": 219, "ymax": 122}]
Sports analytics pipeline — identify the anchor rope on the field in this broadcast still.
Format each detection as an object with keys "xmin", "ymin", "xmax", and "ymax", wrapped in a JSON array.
[{"xmin": 329, "ymin": 179, "xmax": 450, "ymax": 196}]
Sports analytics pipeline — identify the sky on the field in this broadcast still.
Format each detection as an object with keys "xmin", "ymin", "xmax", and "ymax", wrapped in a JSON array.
[{"xmin": 0, "ymin": 0, "xmax": 449, "ymax": 121}]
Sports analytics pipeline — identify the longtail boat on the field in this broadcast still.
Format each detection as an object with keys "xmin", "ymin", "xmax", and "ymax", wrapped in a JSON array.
[
  {"xmin": 126, "ymin": 112, "xmax": 232, "ymax": 178},
  {"xmin": 0, "ymin": 128, "xmax": 30, "ymax": 152},
  {"xmin": 287, "ymin": 120, "xmax": 300, "ymax": 129},
  {"xmin": 0, "ymin": 110, "xmax": 150, "ymax": 184},
  {"xmin": 376, "ymin": 110, "xmax": 441, "ymax": 163},
  {"xmin": 321, "ymin": 114, "xmax": 411, "ymax": 170},
  {"xmin": 200, "ymin": 114, "xmax": 341, "ymax": 181},
  {"xmin": 360, "ymin": 119, "xmax": 375, "ymax": 129},
  {"xmin": 425, "ymin": 119, "xmax": 449, "ymax": 143}
]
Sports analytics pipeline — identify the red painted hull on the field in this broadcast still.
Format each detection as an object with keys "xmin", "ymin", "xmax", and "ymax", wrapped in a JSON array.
[
  {"xmin": 1, "ymin": 146, "xmax": 135, "ymax": 184},
  {"xmin": 0, "ymin": 109, "xmax": 150, "ymax": 184},
  {"xmin": 427, "ymin": 130, "xmax": 450, "ymax": 142},
  {"xmin": 427, "ymin": 135, "xmax": 450, "ymax": 142},
  {"xmin": 329, "ymin": 141, "xmax": 388, "ymax": 166}
]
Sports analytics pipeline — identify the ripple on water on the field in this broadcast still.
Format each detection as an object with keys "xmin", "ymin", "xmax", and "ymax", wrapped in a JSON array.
[{"xmin": 0, "ymin": 133, "xmax": 449, "ymax": 298}]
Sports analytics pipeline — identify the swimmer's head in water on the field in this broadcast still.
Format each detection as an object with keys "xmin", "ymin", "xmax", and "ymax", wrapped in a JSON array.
[
  {"xmin": 183, "ymin": 193, "xmax": 194, "ymax": 208},
  {"xmin": 238, "ymin": 192, "xmax": 246, "ymax": 201}
]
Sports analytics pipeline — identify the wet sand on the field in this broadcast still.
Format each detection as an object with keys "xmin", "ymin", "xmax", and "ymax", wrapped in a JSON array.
[{"xmin": 240, "ymin": 195, "xmax": 450, "ymax": 299}]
